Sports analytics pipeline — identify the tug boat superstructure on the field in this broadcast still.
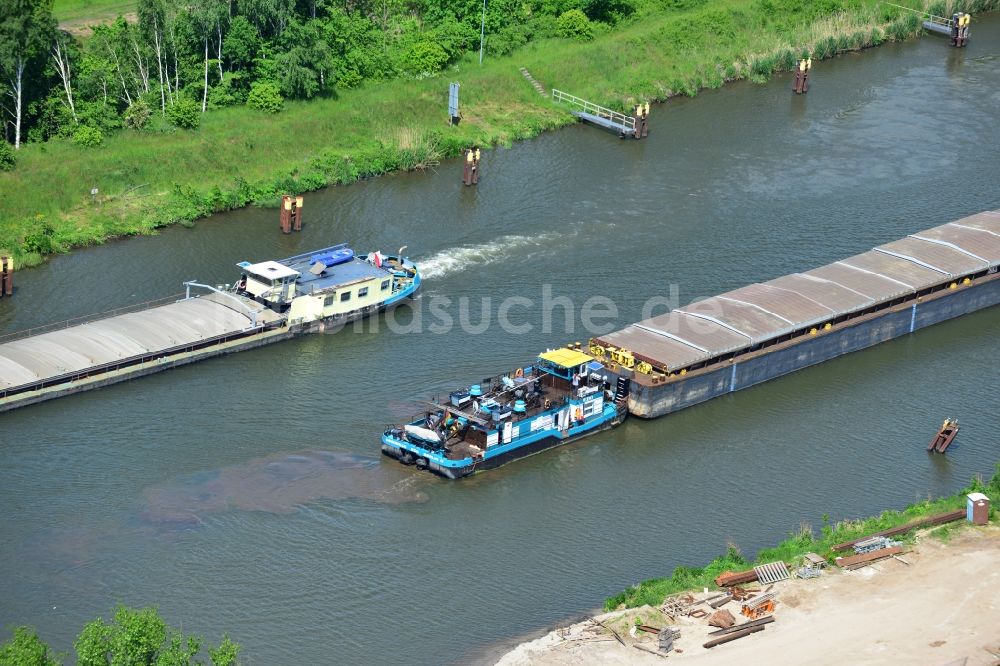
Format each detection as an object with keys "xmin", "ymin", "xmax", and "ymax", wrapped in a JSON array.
[{"xmin": 381, "ymin": 347, "xmax": 629, "ymax": 478}]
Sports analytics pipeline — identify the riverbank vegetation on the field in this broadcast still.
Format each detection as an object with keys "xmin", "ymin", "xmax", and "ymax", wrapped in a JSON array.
[
  {"xmin": 0, "ymin": 605, "xmax": 239, "ymax": 666},
  {"xmin": 2, "ymin": 0, "xmax": 998, "ymax": 267},
  {"xmin": 604, "ymin": 462, "xmax": 1000, "ymax": 610}
]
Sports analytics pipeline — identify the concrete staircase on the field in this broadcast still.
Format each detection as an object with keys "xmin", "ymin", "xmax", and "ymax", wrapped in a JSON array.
[{"xmin": 520, "ymin": 67, "xmax": 547, "ymax": 97}]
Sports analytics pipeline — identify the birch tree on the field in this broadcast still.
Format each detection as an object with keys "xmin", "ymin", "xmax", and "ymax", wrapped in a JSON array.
[
  {"xmin": 52, "ymin": 32, "xmax": 77, "ymax": 122},
  {"xmin": 138, "ymin": 0, "xmax": 167, "ymax": 114},
  {"xmin": 0, "ymin": 0, "xmax": 56, "ymax": 148}
]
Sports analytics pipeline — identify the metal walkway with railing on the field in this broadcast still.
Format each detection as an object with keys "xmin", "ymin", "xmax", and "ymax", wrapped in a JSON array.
[
  {"xmin": 922, "ymin": 14, "xmax": 951, "ymax": 34},
  {"xmin": 551, "ymin": 89, "xmax": 637, "ymax": 137}
]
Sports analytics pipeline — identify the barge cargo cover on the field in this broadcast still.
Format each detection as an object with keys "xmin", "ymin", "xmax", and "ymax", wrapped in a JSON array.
[
  {"xmin": 0, "ymin": 292, "xmax": 286, "ymax": 412},
  {"xmin": 591, "ymin": 210, "xmax": 1000, "ymax": 418}
]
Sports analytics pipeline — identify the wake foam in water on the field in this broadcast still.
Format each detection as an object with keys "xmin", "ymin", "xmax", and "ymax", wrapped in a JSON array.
[{"xmin": 418, "ymin": 232, "xmax": 561, "ymax": 279}]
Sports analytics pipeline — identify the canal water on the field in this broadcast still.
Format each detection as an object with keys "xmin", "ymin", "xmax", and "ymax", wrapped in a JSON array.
[{"xmin": 2, "ymin": 17, "xmax": 999, "ymax": 665}]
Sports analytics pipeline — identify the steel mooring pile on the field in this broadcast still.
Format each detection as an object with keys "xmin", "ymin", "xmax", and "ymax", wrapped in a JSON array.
[
  {"xmin": 279, "ymin": 195, "xmax": 303, "ymax": 234},
  {"xmin": 462, "ymin": 147, "xmax": 481, "ymax": 186},
  {"xmin": 950, "ymin": 12, "xmax": 971, "ymax": 46},
  {"xmin": 633, "ymin": 103, "xmax": 650, "ymax": 139},
  {"xmin": 792, "ymin": 58, "xmax": 812, "ymax": 94},
  {"xmin": 0, "ymin": 256, "xmax": 12, "ymax": 298}
]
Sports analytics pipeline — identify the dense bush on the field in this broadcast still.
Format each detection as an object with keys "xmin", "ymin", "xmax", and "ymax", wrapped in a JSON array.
[
  {"xmin": 400, "ymin": 41, "xmax": 450, "ymax": 76},
  {"xmin": 0, "ymin": 605, "xmax": 240, "ymax": 666},
  {"xmin": 0, "ymin": 627, "xmax": 59, "ymax": 666},
  {"xmin": 0, "ymin": 142, "xmax": 15, "ymax": 171},
  {"xmin": 166, "ymin": 98, "xmax": 201, "ymax": 129},
  {"xmin": 208, "ymin": 74, "xmax": 247, "ymax": 108},
  {"xmin": 71, "ymin": 125, "xmax": 104, "ymax": 147},
  {"xmin": 557, "ymin": 9, "xmax": 594, "ymax": 40},
  {"xmin": 22, "ymin": 222, "xmax": 57, "ymax": 255},
  {"xmin": 247, "ymin": 82, "xmax": 284, "ymax": 113},
  {"xmin": 123, "ymin": 99, "xmax": 151, "ymax": 130}
]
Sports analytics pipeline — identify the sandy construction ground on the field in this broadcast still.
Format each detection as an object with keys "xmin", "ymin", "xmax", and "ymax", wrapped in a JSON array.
[{"xmin": 496, "ymin": 525, "xmax": 1000, "ymax": 666}]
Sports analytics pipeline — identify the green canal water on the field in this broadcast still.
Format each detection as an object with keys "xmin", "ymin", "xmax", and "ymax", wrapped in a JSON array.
[{"xmin": 2, "ymin": 17, "xmax": 999, "ymax": 665}]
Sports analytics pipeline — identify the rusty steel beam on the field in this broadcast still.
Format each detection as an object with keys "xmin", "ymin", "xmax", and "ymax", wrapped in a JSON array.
[
  {"xmin": 835, "ymin": 546, "xmax": 902, "ymax": 569},
  {"xmin": 714, "ymin": 569, "xmax": 758, "ymax": 587},
  {"xmin": 707, "ymin": 616, "xmax": 775, "ymax": 637},
  {"xmin": 703, "ymin": 623, "xmax": 767, "ymax": 648},
  {"xmin": 830, "ymin": 510, "xmax": 966, "ymax": 551}
]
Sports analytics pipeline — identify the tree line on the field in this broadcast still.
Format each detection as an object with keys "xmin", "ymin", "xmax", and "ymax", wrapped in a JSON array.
[
  {"xmin": 0, "ymin": 605, "xmax": 239, "ymax": 666},
  {"xmin": 0, "ymin": 0, "xmax": 634, "ymax": 162}
]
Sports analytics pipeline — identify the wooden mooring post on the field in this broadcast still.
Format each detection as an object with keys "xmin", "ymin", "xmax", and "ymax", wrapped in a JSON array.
[
  {"xmin": 792, "ymin": 58, "xmax": 812, "ymax": 94},
  {"xmin": 1, "ymin": 255, "xmax": 12, "ymax": 297},
  {"xmin": 280, "ymin": 195, "xmax": 303, "ymax": 233},
  {"xmin": 462, "ymin": 148, "xmax": 480, "ymax": 186}
]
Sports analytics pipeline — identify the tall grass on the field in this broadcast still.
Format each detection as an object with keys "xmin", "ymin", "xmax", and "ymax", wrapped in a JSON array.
[
  {"xmin": 604, "ymin": 463, "xmax": 1000, "ymax": 610},
  {"xmin": 53, "ymin": 0, "xmax": 135, "ymax": 23},
  {"xmin": 3, "ymin": 0, "xmax": 998, "ymax": 267}
]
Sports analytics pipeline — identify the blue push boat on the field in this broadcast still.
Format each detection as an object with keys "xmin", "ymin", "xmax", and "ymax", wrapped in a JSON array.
[{"xmin": 381, "ymin": 347, "xmax": 629, "ymax": 478}]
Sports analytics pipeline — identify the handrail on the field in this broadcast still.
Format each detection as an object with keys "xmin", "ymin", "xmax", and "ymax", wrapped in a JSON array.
[
  {"xmin": 0, "ymin": 293, "xmax": 185, "ymax": 346},
  {"xmin": 883, "ymin": 3, "xmax": 955, "ymax": 26},
  {"xmin": 551, "ymin": 89, "xmax": 636, "ymax": 130},
  {"xmin": 922, "ymin": 13, "xmax": 953, "ymax": 26},
  {"xmin": 183, "ymin": 281, "xmax": 259, "ymax": 329}
]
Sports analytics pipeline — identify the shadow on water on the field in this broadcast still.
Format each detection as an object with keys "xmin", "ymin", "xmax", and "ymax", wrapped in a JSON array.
[{"xmin": 140, "ymin": 450, "xmax": 429, "ymax": 526}]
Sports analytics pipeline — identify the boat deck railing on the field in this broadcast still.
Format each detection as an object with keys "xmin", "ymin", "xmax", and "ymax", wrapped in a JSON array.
[{"xmin": 0, "ymin": 292, "xmax": 185, "ymax": 346}]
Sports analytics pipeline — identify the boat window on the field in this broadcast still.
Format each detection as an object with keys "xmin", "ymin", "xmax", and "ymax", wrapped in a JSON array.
[
  {"xmin": 324, "ymin": 295, "xmax": 335, "ymax": 307},
  {"xmin": 341, "ymin": 291, "xmax": 351, "ymax": 301},
  {"xmin": 381, "ymin": 279, "xmax": 390, "ymax": 291},
  {"xmin": 358, "ymin": 287, "xmax": 369, "ymax": 298}
]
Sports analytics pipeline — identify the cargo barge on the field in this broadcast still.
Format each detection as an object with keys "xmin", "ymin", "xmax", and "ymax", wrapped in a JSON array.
[
  {"xmin": 0, "ymin": 244, "xmax": 419, "ymax": 412},
  {"xmin": 381, "ymin": 348, "xmax": 629, "ymax": 478},
  {"xmin": 590, "ymin": 210, "xmax": 1000, "ymax": 419}
]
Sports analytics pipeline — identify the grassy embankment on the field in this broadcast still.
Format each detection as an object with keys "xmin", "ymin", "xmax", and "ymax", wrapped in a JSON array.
[
  {"xmin": 53, "ymin": 0, "xmax": 136, "ymax": 34},
  {"xmin": 604, "ymin": 463, "xmax": 1000, "ymax": 610},
  {"xmin": 3, "ymin": 0, "xmax": 996, "ymax": 267}
]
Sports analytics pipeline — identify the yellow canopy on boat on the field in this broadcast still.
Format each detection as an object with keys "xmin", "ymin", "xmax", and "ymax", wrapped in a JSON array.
[{"xmin": 538, "ymin": 348, "xmax": 593, "ymax": 369}]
